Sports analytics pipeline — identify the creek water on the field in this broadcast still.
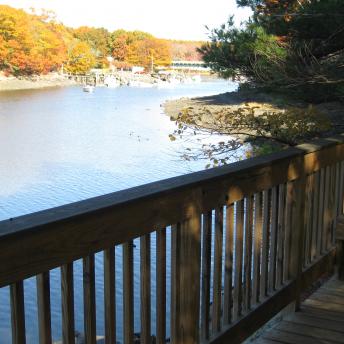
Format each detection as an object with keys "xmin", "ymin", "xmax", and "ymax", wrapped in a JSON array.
[{"xmin": 0, "ymin": 80, "xmax": 238, "ymax": 343}]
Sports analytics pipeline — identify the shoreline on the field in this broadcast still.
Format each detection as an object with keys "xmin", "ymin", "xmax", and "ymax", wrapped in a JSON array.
[
  {"xmin": 163, "ymin": 88, "xmax": 344, "ymax": 142},
  {"xmin": 0, "ymin": 74, "xmax": 77, "ymax": 92}
]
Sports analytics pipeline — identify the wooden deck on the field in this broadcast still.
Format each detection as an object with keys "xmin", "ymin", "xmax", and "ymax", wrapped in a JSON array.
[{"xmin": 255, "ymin": 276, "xmax": 344, "ymax": 343}]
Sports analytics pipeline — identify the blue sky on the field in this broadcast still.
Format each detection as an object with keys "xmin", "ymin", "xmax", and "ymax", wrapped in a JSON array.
[{"xmin": 0, "ymin": 0, "xmax": 251, "ymax": 40}]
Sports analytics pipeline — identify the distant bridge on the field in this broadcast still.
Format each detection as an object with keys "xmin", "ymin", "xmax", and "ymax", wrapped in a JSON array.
[{"xmin": 170, "ymin": 60, "xmax": 210, "ymax": 71}]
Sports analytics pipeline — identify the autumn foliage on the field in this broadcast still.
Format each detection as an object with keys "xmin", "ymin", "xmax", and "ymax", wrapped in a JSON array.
[{"xmin": 0, "ymin": 5, "xmax": 203, "ymax": 76}]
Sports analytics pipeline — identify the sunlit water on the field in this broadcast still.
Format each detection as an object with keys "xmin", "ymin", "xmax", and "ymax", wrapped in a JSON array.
[{"xmin": 0, "ymin": 80, "xmax": 238, "ymax": 343}]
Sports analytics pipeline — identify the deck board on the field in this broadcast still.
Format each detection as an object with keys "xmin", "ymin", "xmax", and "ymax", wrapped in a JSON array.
[{"xmin": 253, "ymin": 276, "xmax": 344, "ymax": 344}]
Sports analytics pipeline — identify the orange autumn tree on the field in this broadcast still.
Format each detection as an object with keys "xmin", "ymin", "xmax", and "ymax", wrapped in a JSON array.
[
  {"xmin": 65, "ymin": 41, "xmax": 96, "ymax": 74},
  {"xmin": 127, "ymin": 37, "xmax": 171, "ymax": 70},
  {"xmin": 0, "ymin": 5, "xmax": 68, "ymax": 75}
]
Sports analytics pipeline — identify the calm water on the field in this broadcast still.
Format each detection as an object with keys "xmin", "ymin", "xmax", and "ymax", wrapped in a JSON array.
[{"xmin": 0, "ymin": 80, "xmax": 237, "ymax": 342}]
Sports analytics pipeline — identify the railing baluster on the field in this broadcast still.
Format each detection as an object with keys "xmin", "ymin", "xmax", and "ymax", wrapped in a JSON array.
[
  {"xmin": 283, "ymin": 182, "xmax": 293, "ymax": 283},
  {"xmin": 10, "ymin": 281, "xmax": 26, "ymax": 344},
  {"xmin": 156, "ymin": 228, "xmax": 166, "ymax": 344},
  {"xmin": 104, "ymin": 248, "xmax": 116, "ymax": 344},
  {"xmin": 83, "ymin": 254, "xmax": 96, "ymax": 344},
  {"xmin": 170, "ymin": 223, "xmax": 180, "ymax": 344},
  {"xmin": 201, "ymin": 212, "xmax": 212, "ymax": 340},
  {"xmin": 212, "ymin": 207, "xmax": 223, "ymax": 333},
  {"xmin": 304, "ymin": 173, "xmax": 314, "ymax": 267},
  {"xmin": 233, "ymin": 199, "xmax": 244, "ymax": 320},
  {"xmin": 140, "ymin": 235, "xmax": 151, "ymax": 344},
  {"xmin": 37, "ymin": 272, "xmax": 52, "ymax": 344},
  {"xmin": 223, "ymin": 204, "xmax": 234, "ymax": 326},
  {"xmin": 339, "ymin": 161, "xmax": 344, "ymax": 214},
  {"xmin": 123, "ymin": 241, "xmax": 134, "ymax": 344},
  {"xmin": 173, "ymin": 206, "xmax": 201, "ymax": 343},
  {"xmin": 252, "ymin": 193, "xmax": 262, "ymax": 305},
  {"xmin": 323, "ymin": 166, "xmax": 331, "ymax": 252},
  {"xmin": 317, "ymin": 168, "xmax": 326, "ymax": 255},
  {"xmin": 243, "ymin": 196, "xmax": 253, "ymax": 313},
  {"xmin": 268, "ymin": 186, "xmax": 278, "ymax": 293},
  {"xmin": 260, "ymin": 190, "xmax": 270, "ymax": 300},
  {"xmin": 276, "ymin": 184, "xmax": 286, "ymax": 288},
  {"xmin": 328, "ymin": 164, "xmax": 336, "ymax": 247},
  {"xmin": 61, "ymin": 263, "xmax": 75, "ymax": 344}
]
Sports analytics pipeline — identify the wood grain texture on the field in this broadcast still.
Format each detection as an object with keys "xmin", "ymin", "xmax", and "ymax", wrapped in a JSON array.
[
  {"xmin": 140, "ymin": 235, "xmax": 150, "ymax": 344},
  {"xmin": 156, "ymin": 228, "xmax": 166, "ymax": 344},
  {"xmin": 252, "ymin": 193, "xmax": 262, "ymax": 306},
  {"xmin": 201, "ymin": 212, "xmax": 212, "ymax": 340},
  {"xmin": 243, "ymin": 197, "xmax": 253, "ymax": 313},
  {"xmin": 83, "ymin": 254, "xmax": 96, "ymax": 344},
  {"xmin": 10, "ymin": 281, "xmax": 26, "ymax": 344},
  {"xmin": 36, "ymin": 272, "xmax": 52, "ymax": 344},
  {"xmin": 104, "ymin": 248, "xmax": 116, "ymax": 344},
  {"xmin": 212, "ymin": 207, "xmax": 223, "ymax": 333},
  {"xmin": 260, "ymin": 190, "xmax": 270, "ymax": 301},
  {"xmin": 174, "ymin": 209, "xmax": 201, "ymax": 344},
  {"xmin": 233, "ymin": 200, "xmax": 244, "ymax": 320},
  {"xmin": 268, "ymin": 186, "xmax": 278, "ymax": 293},
  {"xmin": 223, "ymin": 204, "xmax": 234, "ymax": 326},
  {"xmin": 123, "ymin": 242, "xmax": 134, "ymax": 344},
  {"xmin": 61, "ymin": 264, "xmax": 75, "ymax": 344},
  {"xmin": 1, "ymin": 137, "xmax": 344, "ymax": 288}
]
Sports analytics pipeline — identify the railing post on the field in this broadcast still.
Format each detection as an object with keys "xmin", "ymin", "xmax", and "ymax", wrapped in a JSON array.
[
  {"xmin": 288, "ymin": 175, "xmax": 307, "ymax": 310},
  {"xmin": 172, "ymin": 199, "xmax": 201, "ymax": 343}
]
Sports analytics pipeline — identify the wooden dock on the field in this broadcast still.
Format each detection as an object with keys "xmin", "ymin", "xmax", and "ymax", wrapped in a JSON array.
[{"xmin": 255, "ymin": 276, "xmax": 344, "ymax": 343}]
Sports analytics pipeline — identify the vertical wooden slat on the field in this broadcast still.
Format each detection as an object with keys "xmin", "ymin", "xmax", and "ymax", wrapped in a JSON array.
[
  {"xmin": 328, "ymin": 165, "xmax": 336, "ymax": 248},
  {"xmin": 311, "ymin": 172, "xmax": 320, "ymax": 261},
  {"xmin": 212, "ymin": 207, "xmax": 223, "ymax": 333},
  {"xmin": 37, "ymin": 272, "xmax": 52, "ymax": 344},
  {"xmin": 317, "ymin": 168, "xmax": 325, "ymax": 256},
  {"xmin": 201, "ymin": 212, "xmax": 212, "ymax": 340},
  {"xmin": 104, "ymin": 248, "xmax": 116, "ymax": 344},
  {"xmin": 304, "ymin": 174, "xmax": 314, "ymax": 267},
  {"xmin": 283, "ymin": 182, "xmax": 293, "ymax": 283},
  {"xmin": 83, "ymin": 254, "xmax": 96, "ymax": 344},
  {"xmin": 322, "ymin": 166, "xmax": 331, "ymax": 253},
  {"xmin": 243, "ymin": 196, "xmax": 253, "ymax": 313},
  {"xmin": 260, "ymin": 190, "xmax": 270, "ymax": 300},
  {"xmin": 123, "ymin": 241, "xmax": 134, "ymax": 344},
  {"xmin": 61, "ymin": 263, "xmax": 75, "ymax": 344},
  {"xmin": 339, "ymin": 161, "xmax": 344, "ymax": 215},
  {"xmin": 276, "ymin": 184, "xmax": 286, "ymax": 289},
  {"xmin": 156, "ymin": 228, "xmax": 166, "ymax": 344},
  {"xmin": 288, "ymin": 176, "xmax": 306, "ymax": 310},
  {"xmin": 10, "ymin": 281, "xmax": 26, "ymax": 344},
  {"xmin": 268, "ymin": 186, "xmax": 278, "ymax": 293},
  {"xmin": 140, "ymin": 235, "xmax": 150, "ymax": 344},
  {"xmin": 170, "ymin": 223, "xmax": 180, "ymax": 344},
  {"xmin": 252, "ymin": 193, "xmax": 262, "ymax": 305},
  {"xmin": 334, "ymin": 163, "xmax": 341, "ymax": 228},
  {"xmin": 174, "ymin": 205, "xmax": 201, "ymax": 344},
  {"xmin": 233, "ymin": 199, "xmax": 244, "ymax": 320},
  {"xmin": 223, "ymin": 204, "xmax": 234, "ymax": 325}
]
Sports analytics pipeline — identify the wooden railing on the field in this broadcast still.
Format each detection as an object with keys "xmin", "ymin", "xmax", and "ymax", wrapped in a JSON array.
[{"xmin": 1, "ymin": 135, "xmax": 344, "ymax": 344}]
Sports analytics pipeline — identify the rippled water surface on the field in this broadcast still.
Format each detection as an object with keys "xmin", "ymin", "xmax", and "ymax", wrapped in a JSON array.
[{"xmin": 0, "ymin": 80, "xmax": 237, "ymax": 342}]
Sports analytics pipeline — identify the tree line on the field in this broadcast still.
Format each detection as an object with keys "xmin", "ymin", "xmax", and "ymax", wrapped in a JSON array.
[
  {"xmin": 0, "ymin": 5, "xmax": 202, "ymax": 76},
  {"xmin": 200, "ymin": 0, "xmax": 344, "ymax": 103}
]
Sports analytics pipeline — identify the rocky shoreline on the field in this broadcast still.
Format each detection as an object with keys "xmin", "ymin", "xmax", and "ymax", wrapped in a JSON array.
[
  {"xmin": 0, "ymin": 73, "xmax": 77, "ymax": 92},
  {"xmin": 163, "ymin": 88, "xmax": 344, "ymax": 143}
]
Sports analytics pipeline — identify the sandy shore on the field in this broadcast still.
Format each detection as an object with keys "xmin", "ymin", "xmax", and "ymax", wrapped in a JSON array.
[{"xmin": 0, "ymin": 74, "xmax": 77, "ymax": 92}]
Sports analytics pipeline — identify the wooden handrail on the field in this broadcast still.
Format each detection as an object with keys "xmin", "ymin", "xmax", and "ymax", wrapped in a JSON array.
[{"xmin": 1, "ymin": 134, "xmax": 344, "ymax": 344}]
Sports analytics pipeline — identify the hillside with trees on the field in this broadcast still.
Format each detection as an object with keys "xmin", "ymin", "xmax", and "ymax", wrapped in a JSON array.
[{"xmin": 0, "ymin": 5, "xmax": 203, "ymax": 76}]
